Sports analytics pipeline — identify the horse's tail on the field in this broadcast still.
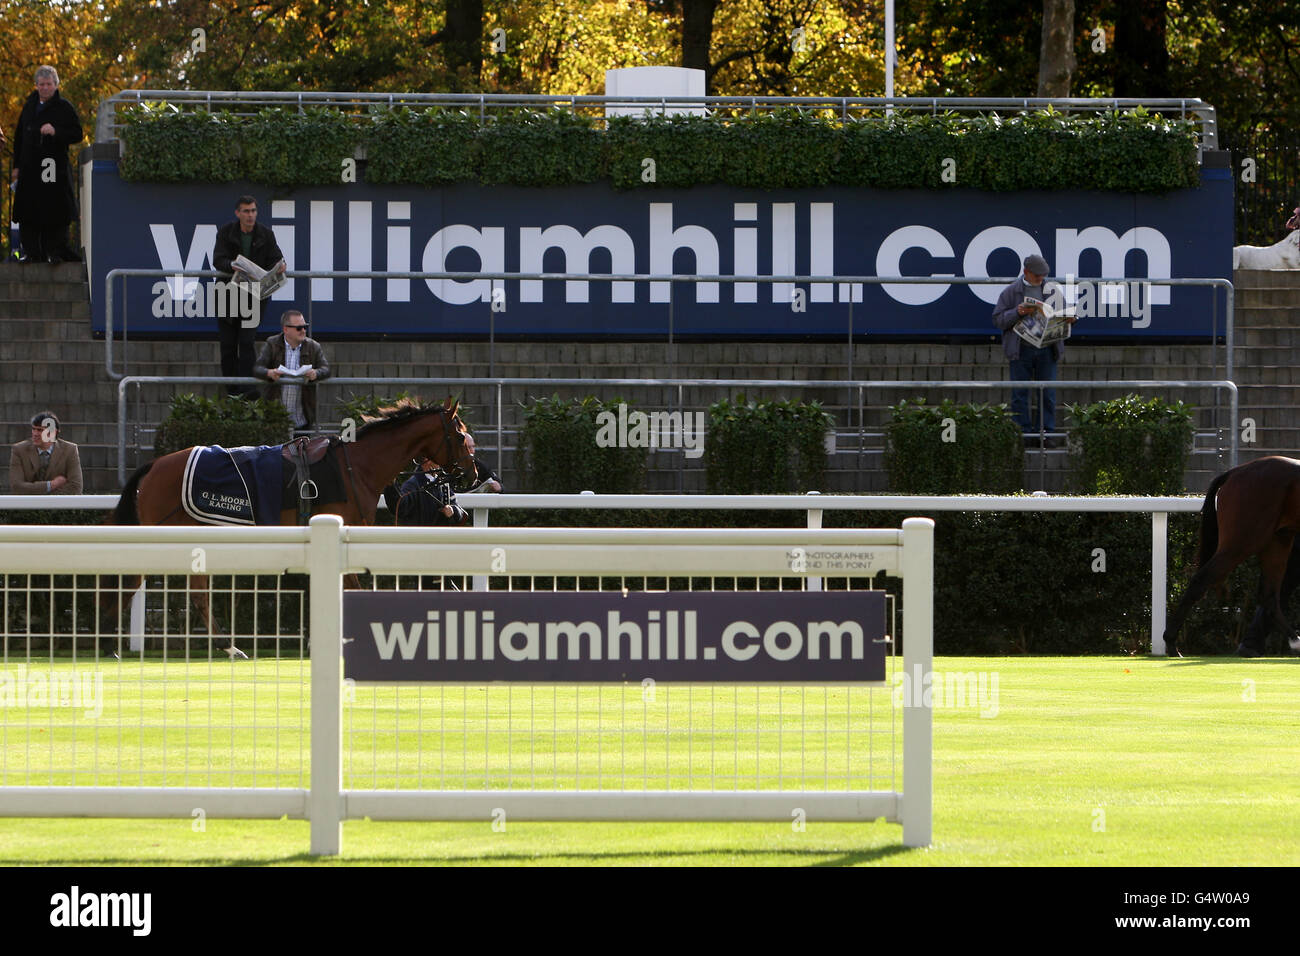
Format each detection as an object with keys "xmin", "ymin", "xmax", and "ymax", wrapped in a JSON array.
[
  {"xmin": 108, "ymin": 460, "xmax": 155, "ymax": 526},
  {"xmin": 1196, "ymin": 468, "xmax": 1233, "ymax": 568}
]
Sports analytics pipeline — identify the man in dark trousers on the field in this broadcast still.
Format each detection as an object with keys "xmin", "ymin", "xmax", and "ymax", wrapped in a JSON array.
[
  {"xmin": 991, "ymin": 253, "xmax": 1074, "ymax": 441},
  {"xmin": 10, "ymin": 66, "xmax": 83, "ymax": 264},
  {"xmin": 212, "ymin": 194, "xmax": 285, "ymax": 394},
  {"xmin": 253, "ymin": 310, "xmax": 330, "ymax": 433}
]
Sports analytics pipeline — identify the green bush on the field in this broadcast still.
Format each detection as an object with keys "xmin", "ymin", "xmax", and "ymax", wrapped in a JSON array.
[
  {"xmin": 1067, "ymin": 395, "xmax": 1194, "ymax": 494},
  {"xmin": 477, "ymin": 109, "xmax": 606, "ymax": 186},
  {"xmin": 518, "ymin": 395, "xmax": 646, "ymax": 493},
  {"xmin": 117, "ymin": 104, "xmax": 1201, "ymax": 193},
  {"xmin": 153, "ymin": 393, "xmax": 292, "ymax": 458},
  {"xmin": 365, "ymin": 108, "xmax": 481, "ymax": 185},
  {"xmin": 720, "ymin": 109, "xmax": 842, "ymax": 189},
  {"xmin": 607, "ymin": 113, "xmax": 730, "ymax": 188},
  {"xmin": 884, "ymin": 398, "xmax": 1023, "ymax": 494},
  {"xmin": 240, "ymin": 108, "xmax": 364, "ymax": 186},
  {"xmin": 704, "ymin": 396, "xmax": 832, "ymax": 494},
  {"xmin": 119, "ymin": 105, "xmax": 242, "ymax": 182}
]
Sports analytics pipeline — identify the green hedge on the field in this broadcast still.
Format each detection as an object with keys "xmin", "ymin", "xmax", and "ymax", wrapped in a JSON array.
[
  {"xmin": 704, "ymin": 396, "xmax": 832, "ymax": 494},
  {"xmin": 884, "ymin": 399, "xmax": 1023, "ymax": 494},
  {"xmin": 517, "ymin": 395, "xmax": 646, "ymax": 493},
  {"xmin": 118, "ymin": 105, "xmax": 242, "ymax": 182},
  {"xmin": 119, "ymin": 105, "xmax": 1201, "ymax": 192},
  {"xmin": 1068, "ymin": 395, "xmax": 1194, "ymax": 494},
  {"xmin": 153, "ymin": 394, "xmax": 292, "ymax": 458}
]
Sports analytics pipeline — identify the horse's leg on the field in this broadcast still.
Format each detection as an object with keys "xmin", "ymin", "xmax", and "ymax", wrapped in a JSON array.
[
  {"xmin": 1164, "ymin": 549, "xmax": 1250, "ymax": 657},
  {"xmin": 188, "ymin": 573, "xmax": 247, "ymax": 660},
  {"xmin": 1248, "ymin": 533, "xmax": 1297, "ymax": 657},
  {"xmin": 1240, "ymin": 540, "xmax": 1300, "ymax": 655},
  {"xmin": 97, "ymin": 573, "xmax": 143, "ymax": 658}
]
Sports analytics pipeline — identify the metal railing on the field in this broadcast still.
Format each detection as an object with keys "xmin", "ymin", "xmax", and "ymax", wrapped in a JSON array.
[
  {"xmin": 94, "ymin": 91, "xmax": 1219, "ymax": 149},
  {"xmin": 102, "ymin": 268, "xmax": 1238, "ymax": 382},
  {"xmin": 114, "ymin": 374, "xmax": 1239, "ymax": 492}
]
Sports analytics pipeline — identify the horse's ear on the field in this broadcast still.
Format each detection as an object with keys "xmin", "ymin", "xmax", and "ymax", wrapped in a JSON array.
[{"xmin": 444, "ymin": 395, "xmax": 459, "ymax": 416}]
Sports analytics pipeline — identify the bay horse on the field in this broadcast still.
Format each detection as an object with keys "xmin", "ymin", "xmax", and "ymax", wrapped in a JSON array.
[
  {"xmin": 1164, "ymin": 456, "xmax": 1300, "ymax": 658},
  {"xmin": 100, "ymin": 397, "xmax": 477, "ymax": 654}
]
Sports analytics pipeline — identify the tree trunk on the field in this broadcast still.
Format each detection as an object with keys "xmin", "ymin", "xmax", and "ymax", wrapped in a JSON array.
[
  {"xmin": 681, "ymin": 0, "xmax": 719, "ymax": 93},
  {"xmin": 1113, "ymin": 0, "xmax": 1169, "ymax": 97},
  {"xmin": 1037, "ymin": 0, "xmax": 1076, "ymax": 97}
]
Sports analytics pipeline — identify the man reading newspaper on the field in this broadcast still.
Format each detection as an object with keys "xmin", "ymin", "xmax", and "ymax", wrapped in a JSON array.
[
  {"xmin": 212, "ymin": 194, "xmax": 287, "ymax": 395},
  {"xmin": 991, "ymin": 253, "xmax": 1078, "ymax": 440}
]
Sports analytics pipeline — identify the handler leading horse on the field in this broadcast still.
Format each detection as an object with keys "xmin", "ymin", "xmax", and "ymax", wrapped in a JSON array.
[
  {"xmin": 1164, "ymin": 456, "xmax": 1300, "ymax": 657},
  {"xmin": 101, "ymin": 398, "xmax": 477, "ymax": 651}
]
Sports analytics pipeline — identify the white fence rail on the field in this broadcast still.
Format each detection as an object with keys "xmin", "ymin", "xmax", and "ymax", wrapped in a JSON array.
[
  {"xmin": 0, "ymin": 516, "xmax": 934, "ymax": 854},
  {"xmin": 0, "ymin": 492, "xmax": 1204, "ymax": 655}
]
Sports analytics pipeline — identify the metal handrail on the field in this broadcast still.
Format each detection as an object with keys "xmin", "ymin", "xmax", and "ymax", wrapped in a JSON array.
[
  {"xmin": 116, "ymin": 373, "xmax": 1239, "ymax": 483},
  {"xmin": 94, "ymin": 91, "xmax": 1219, "ymax": 148},
  {"xmin": 103, "ymin": 268, "xmax": 1236, "ymax": 384}
]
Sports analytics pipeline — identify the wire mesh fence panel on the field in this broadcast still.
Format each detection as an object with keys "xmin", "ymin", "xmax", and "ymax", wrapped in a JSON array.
[
  {"xmin": 0, "ymin": 571, "xmax": 309, "ymax": 789},
  {"xmin": 346, "ymin": 573, "xmax": 899, "ymax": 795}
]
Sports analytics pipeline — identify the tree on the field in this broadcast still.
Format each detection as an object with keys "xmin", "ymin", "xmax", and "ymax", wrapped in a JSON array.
[{"xmin": 1038, "ymin": 0, "xmax": 1076, "ymax": 96}]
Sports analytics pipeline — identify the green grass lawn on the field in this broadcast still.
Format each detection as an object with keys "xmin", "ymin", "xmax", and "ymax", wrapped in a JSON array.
[{"xmin": 0, "ymin": 655, "xmax": 1296, "ymax": 865}]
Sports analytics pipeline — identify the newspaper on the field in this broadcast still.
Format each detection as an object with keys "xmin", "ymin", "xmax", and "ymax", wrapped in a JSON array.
[
  {"xmin": 274, "ymin": 364, "xmax": 313, "ymax": 378},
  {"xmin": 232, "ymin": 254, "xmax": 287, "ymax": 299},
  {"xmin": 1014, "ymin": 295, "xmax": 1075, "ymax": 349}
]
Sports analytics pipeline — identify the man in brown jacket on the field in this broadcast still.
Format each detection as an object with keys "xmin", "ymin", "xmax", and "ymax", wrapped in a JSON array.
[
  {"xmin": 252, "ymin": 310, "xmax": 332, "ymax": 431},
  {"xmin": 10, "ymin": 410, "xmax": 83, "ymax": 494}
]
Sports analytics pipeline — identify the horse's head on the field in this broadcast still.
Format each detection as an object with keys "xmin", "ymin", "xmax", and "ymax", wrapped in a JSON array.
[{"xmin": 419, "ymin": 397, "xmax": 477, "ymax": 490}]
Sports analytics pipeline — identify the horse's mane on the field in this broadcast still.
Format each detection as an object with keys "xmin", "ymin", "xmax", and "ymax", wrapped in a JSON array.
[{"xmin": 356, "ymin": 398, "xmax": 455, "ymax": 439}]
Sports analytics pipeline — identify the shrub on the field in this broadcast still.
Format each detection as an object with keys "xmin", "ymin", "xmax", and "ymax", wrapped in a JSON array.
[
  {"xmin": 884, "ymin": 398, "xmax": 1023, "ymax": 494},
  {"xmin": 365, "ymin": 108, "xmax": 480, "ymax": 185},
  {"xmin": 477, "ymin": 109, "xmax": 606, "ymax": 186},
  {"xmin": 1067, "ymin": 395, "xmax": 1194, "ymax": 494},
  {"xmin": 153, "ymin": 393, "xmax": 292, "ymax": 457},
  {"xmin": 117, "ymin": 105, "xmax": 1201, "ymax": 193},
  {"xmin": 518, "ymin": 395, "xmax": 645, "ymax": 493},
  {"xmin": 704, "ymin": 396, "xmax": 832, "ymax": 494},
  {"xmin": 119, "ymin": 105, "xmax": 242, "ymax": 182},
  {"xmin": 239, "ymin": 108, "xmax": 364, "ymax": 186}
]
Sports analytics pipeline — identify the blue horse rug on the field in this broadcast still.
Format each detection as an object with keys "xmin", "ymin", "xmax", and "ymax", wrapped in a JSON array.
[{"xmin": 181, "ymin": 445, "xmax": 285, "ymax": 526}]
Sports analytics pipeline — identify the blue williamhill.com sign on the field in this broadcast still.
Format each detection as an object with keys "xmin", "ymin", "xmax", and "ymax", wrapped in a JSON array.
[
  {"xmin": 343, "ymin": 590, "xmax": 888, "ymax": 683},
  {"xmin": 90, "ymin": 163, "xmax": 1231, "ymax": 339}
]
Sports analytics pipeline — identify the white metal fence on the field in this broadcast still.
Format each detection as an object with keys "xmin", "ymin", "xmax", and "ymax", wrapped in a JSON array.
[{"xmin": 0, "ymin": 516, "xmax": 934, "ymax": 854}]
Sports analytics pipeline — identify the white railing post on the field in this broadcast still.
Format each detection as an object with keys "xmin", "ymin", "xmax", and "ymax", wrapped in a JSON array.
[
  {"xmin": 1151, "ymin": 511, "xmax": 1168, "ymax": 655},
  {"xmin": 806, "ymin": 491, "xmax": 823, "ymax": 592},
  {"xmin": 309, "ymin": 514, "xmax": 344, "ymax": 856},
  {"xmin": 901, "ymin": 517, "xmax": 934, "ymax": 848},
  {"xmin": 473, "ymin": 506, "xmax": 489, "ymax": 591},
  {"xmin": 128, "ymin": 584, "xmax": 146, "ymax": 652}
]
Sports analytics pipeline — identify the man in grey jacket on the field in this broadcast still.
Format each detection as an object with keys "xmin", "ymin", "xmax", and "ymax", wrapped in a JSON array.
[
  {"xmin": 253, "ymin": 310, "xmax": 331, "ymax": 431},
  {"xmin": 991, "ymin": 253, "xmax": 1071, "ymax": 438}
]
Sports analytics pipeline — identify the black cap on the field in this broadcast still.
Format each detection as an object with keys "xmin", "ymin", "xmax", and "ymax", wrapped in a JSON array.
[{"xmin": 1024, "ymin": 254, "xmax": 1050, "ymax": 275}]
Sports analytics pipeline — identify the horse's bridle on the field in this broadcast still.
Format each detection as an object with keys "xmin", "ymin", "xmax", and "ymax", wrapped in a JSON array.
[{"xmin": 435, "ymin": 408, "xmax": 475, "ymax": 490}]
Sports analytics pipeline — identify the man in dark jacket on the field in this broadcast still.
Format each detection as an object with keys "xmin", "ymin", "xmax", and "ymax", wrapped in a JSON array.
[
  {"xmin": 253, "ymin": 310, "xmax": 331, "ymax": 431},
  {"xmin": 10, "ymin": 66, "xmax": 83, "ymax": 264},
  {"xmin": 991, "ymin": 253, "xmax": 1073, "ymax": 438},
  {"xmin": 212, "ymin": 195, "xmax": 285, "ymax": 393}
]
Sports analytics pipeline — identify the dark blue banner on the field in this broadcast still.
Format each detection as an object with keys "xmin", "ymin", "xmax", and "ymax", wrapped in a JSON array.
[
  {"xmin": 88, "ymin": 161, "xmax": 1232, "ymax": 339},
  {"xmin": 343, "ymin": 590, "xmax": 888, "ymax": 682}
]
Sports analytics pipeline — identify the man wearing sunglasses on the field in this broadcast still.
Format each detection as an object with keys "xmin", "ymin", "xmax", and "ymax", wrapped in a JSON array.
[{"xmin": 253, "ymin": 310, "xmax": 332, "ymax": 433}]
